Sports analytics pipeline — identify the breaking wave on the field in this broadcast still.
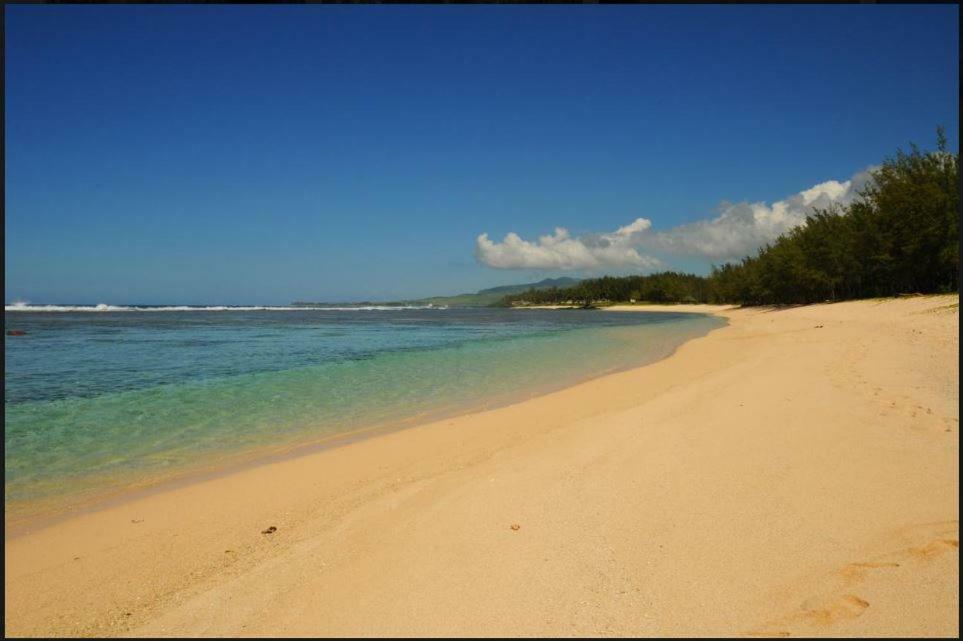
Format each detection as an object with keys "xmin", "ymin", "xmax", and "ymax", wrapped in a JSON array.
[{"xmin": 5, "ymin": 303, "xmax": 446, "ymax": 312}]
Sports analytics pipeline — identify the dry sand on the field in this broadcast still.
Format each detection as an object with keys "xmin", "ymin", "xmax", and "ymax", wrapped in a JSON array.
[{"xmin": 4, "ymin": 295, "xmax": 959, "ymax": 637}]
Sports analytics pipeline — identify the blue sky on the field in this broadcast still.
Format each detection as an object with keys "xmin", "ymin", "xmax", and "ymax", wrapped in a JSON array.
[{"xmin": 5, "ymin": 5, "xmax": 959, "ymax": 304}]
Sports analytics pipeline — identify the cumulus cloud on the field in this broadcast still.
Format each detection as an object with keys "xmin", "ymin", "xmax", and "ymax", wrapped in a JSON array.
[
  {"xmin": 639, "ymin": 168, "xmax": 876, "ymax": 261},
  {"xmin": 475, "ymin": 219, "xmax": 661, "ymax": 270},
  {"xmin": 475, "ymin": 167, "xmax": 875, "ymax": 269}
]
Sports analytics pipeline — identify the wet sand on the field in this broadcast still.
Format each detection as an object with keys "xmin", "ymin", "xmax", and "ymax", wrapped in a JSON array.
[{"xmin": 4, "ymin": 295, "xmax": 958, "ymax": 637}]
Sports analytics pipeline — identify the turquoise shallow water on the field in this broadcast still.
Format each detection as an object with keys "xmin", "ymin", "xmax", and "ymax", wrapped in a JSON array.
[{"xmin": 4, "ymin": 307, "xmax": 724, "ymax": 517}]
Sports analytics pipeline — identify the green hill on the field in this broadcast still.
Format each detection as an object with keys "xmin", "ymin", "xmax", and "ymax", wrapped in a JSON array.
[
  {"xmin": 413, "ymin": 278, "xmax": 582, "ymax": 307},
  {"xmin": 292, "ymin": 278, "xmax": 581, "ymax": 308}
]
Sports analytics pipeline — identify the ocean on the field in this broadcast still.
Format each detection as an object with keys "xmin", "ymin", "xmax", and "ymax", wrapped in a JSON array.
[{"xmin": 4, "ymin": 305, "xmax": 725, "ymax": 521}]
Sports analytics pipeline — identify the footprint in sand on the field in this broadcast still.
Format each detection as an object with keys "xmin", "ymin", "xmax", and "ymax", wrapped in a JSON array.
[
  {"xmin": 746, "ymin": 524, "xmax": 958, "ymax": 636},
  {"xmin": 908, "ymin": 538, "xmax": 959, "ymax": 558},
  {"xmin": 798, "ymin": 594, "xmax": 870, "ymax": 625},
  {"xmin": 839, "ymin": 561, "xmax": 901, "ymax": 586},
  {"xmin": 746, "ymin": 595, "xmax": 871, "ymax": 636}
]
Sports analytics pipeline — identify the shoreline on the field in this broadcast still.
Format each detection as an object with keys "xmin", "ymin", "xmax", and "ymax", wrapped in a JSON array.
[
  {"xmin": 5, "ymin": 296, "xmax": 958, "ymax": 637},
  {"xmin": 4, "ymin": 309, "xmax": 725, "ymax": 539}
]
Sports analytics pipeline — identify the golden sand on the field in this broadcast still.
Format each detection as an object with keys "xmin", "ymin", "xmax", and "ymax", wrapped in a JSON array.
[{"xmin": 5, "ymin": 295, "xmax": 958, "ymax": 637}]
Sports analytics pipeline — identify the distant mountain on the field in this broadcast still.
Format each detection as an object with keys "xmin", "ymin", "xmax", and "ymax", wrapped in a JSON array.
[
  {"xmin": 292, "ymin": 278, "xmax": 581, "ymax": 309},
  {"xmin": 413, "ymin": 277, "xmax": 582, "ymax": 308},
  {"xmin": 474, "ymin": 278, "xmax": 582, "ymax": 296}
]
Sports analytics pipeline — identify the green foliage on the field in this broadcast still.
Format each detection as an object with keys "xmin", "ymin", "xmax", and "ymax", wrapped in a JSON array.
[
  {"xmin": 500, "ymin": 272, "xmax": 710, "ymax": 306},
  {"xmin": 708, "ymin": 130, "xmax": 958, "ymax": 304},
  {"xmin": 501, "ymin": 131, "xmax": 959, "ymax": 307}
]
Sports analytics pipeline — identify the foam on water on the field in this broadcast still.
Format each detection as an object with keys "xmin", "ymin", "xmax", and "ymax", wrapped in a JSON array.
[{"xmin": 6, "ymin": 303, "xmax": 443, "ymax": 312}]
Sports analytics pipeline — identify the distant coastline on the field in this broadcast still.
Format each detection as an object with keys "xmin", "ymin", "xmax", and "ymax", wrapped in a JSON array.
[{"xmin": 291, "ymin": 277, "xmax": 582, "ymax": 309}]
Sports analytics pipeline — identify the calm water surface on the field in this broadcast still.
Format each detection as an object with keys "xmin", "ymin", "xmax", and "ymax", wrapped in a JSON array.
[{"xmin": 4, "ymin": 307, "xmax": 725, "ymax": 518}]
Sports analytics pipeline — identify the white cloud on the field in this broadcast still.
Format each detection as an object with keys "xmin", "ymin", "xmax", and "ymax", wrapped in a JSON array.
[
  {"xmin": 640, "ymin": 168, "xmax": 876, "ymax": 261},
  {"xmin": 475, "ymin": 167, "xmax": 875, "ymax": 269},
  {"xmin": 475, "ymin": 220, "xmax": 661, "ymax": 270}
]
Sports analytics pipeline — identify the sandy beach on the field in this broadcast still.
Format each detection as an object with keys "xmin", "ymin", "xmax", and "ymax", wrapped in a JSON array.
[{"xmin": 4, "ymin": 295, "xmax": 958, "ymax": 637}]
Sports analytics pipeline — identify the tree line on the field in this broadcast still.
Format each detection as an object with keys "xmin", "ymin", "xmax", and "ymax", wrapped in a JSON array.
[{"xmin": 499, "ymin": 131, "xmax": 958, "ymax": 307}]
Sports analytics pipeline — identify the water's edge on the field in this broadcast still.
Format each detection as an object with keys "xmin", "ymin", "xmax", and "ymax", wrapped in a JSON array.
[{"xmin": 5, "ymin": 312, "xmax": 728, "ymax": 540}]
